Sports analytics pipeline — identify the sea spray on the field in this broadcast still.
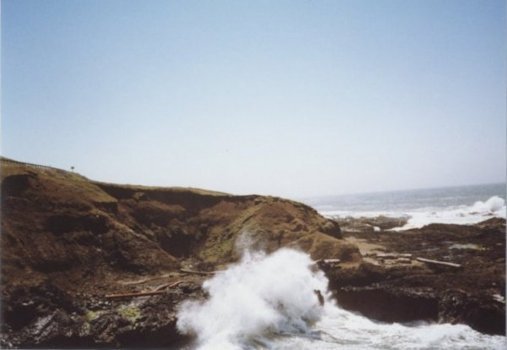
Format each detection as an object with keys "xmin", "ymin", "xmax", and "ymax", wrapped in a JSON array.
[
  {"xmin": 176, "ymin": 248, "xmax": 329, "ymax": 349},
  {"xmin": 395, "ymin": 195, "xmax": 507, "ymax": 230},
  {"xmin": 315, "ymin": 191, "xmax": 507, "ymax": 230},
  {"xmin": 176, "ymin": 247, "xmax": 506, "ymax": 349},
  {"xmin": 320, "ymin": 195, "xmax": 506, "ymax": 231},
  {"xmin": 471, "ymin": 196, "xmax": 505, "ymax": 214}
]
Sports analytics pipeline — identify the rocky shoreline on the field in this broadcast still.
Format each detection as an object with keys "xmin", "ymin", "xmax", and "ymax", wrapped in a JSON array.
[
  {"xmin": 326, "ymin": 217, "xmax": 506, "ymax": 335},
  {"xmin": 1, "ymin": 158, "xmax": 505, "ymax": 347}
]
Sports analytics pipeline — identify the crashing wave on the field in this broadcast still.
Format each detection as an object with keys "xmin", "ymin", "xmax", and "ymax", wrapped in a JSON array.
[
  {"xmin": 176, "ymin": 248, "xmax": 506, "ymax": 349},
  {"xmin": 321, "ymin": 196, "xmax": 506, "ymax": 230}
]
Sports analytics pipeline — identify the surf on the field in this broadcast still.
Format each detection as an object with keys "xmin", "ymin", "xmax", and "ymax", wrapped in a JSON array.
[{"xmin": 176, "ymin": 248, "xmax": 506, "ymax": 349}]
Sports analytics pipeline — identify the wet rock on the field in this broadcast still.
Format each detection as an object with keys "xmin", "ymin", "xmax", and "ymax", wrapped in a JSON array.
[
  {"xmin": 439, "ymin": 291, "xmax": 506, "ymax": 335},
  {"xmin": 333, "ymin": 215, "xmax": 408, "ymax": 232},
  {"xmin": 320, "ymin": 220, "xmax": 342, "ymax": 238},
  {"xmin": 327, "ymin": 218, "xmax": 506, "ymax": 335},
  {"xmin": 336, "ymin": 287, "xmax": 439, "ymax": 323}
]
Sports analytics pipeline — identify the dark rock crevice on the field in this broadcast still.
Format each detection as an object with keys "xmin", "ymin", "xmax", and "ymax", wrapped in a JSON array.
[{"xmin": 335, "ymin": 287, "xmax": 439, "ymax": 323}]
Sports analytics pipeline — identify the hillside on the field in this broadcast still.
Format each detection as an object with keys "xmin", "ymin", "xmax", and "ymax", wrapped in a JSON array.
[
  {"xmin": 0, "ymin": 157, "xmax": 358, "ymax": 347},
  {"xmin": 3, "ymin": 157, "xmax": 503, "ymax": 347}
]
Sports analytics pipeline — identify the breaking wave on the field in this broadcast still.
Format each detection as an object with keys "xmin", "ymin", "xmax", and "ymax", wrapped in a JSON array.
[
  {"xmin": 176, "ymin": 248, "xmax": 506, "ymax": 349},
  {"xmin": 177, "ymin": 249, "xmax": 328, "ymax": 349},
  {"xmin": 396, "ymin": 195, "xmax": 506, "ymax": 230},
  {"xmin": 321, "ymin": 196, "xmax": 506, "ymax": 230}
]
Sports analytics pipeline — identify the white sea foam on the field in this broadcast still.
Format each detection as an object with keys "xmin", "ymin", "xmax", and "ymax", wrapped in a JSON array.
[
  {"xmin": 272, "ymin": 305, "xmax": 506, "ymax": 349},
  {"xmin": 177, "ymin": 248, "xmax": 329, "ymax": 349},
  {"xmin": 471, "ymin": 196, "xmax": 505, "ymax": 213},
  {"xmin": 395, "ymin": 196, "xmax": 506, "ymax": 230},
  {"xmin": 321, "ymin": 196, "xmax": 506, "ymax": 230},
  {"xmin": 176, "ymin": 248, "xmax": 506, "ymax": 349}
]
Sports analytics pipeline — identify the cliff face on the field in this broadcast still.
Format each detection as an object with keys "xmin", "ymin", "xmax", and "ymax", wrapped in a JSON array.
[
  {"xmin": 1, "ymin": 158, "xmax": 356, "ymax": 288},
  {"xmin": 0, "ymin": 157, "xmax": 358, "ymax": 347},
  {"xmin": 1, "ymin": 158, "xmax": 505, "ymax": 347}
]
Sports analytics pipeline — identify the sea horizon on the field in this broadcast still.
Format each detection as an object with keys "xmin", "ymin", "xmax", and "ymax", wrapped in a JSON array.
[
  {"xmin": 300, "ymin": 181, "xmax": 506, "ymax": 201},
  {"xmin": 302, "ymin": 182, "xmax": 506, "ymax": 230}
]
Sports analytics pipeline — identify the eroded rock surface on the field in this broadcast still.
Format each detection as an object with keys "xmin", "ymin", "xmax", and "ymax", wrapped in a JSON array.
[
  {"xmin": 1, "ymin": 157, "xmax": 504, "ymax": 347},
  {"xmin": 0, "ymin": 158, "xmax": 356, "ymax": 348},
  {"xmin": 325, "ymin": 217, "xmax": 506, "ymax": 335}
]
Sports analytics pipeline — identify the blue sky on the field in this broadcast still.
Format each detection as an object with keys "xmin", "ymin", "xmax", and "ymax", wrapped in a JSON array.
[{"xmin": 2, "ymin": 0, "xmax": 505, "ymax": 197}]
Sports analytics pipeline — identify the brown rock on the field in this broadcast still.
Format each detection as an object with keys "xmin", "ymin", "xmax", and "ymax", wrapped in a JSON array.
[{"xmin": 0, "ymin": 157, "xmax": 352, "ymax": 348}]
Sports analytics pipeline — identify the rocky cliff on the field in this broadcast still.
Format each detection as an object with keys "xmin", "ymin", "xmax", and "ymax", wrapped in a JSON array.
[
  {"xmin": 2, "ymin": 157, "xmax": 504, "ymax": 347},
  {"xmin": 0, "ymin": 157, "xmax": 357, "ymax": 347}
]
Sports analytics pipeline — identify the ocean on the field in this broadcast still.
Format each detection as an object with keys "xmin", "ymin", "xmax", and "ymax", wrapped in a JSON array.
[
  {"xmin": 176, "ymin": 184, "xmax": 506, "ymax": 349},
  {"xmin": 177, "ymin": 249, "xmax": 506, "ymax": 350},
  {"xmin": 302, "ymin": 183, "xmax": 506, "ymax": 229}
]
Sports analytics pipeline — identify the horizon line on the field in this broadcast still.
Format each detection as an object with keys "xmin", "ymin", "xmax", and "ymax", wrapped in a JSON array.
[{"xmin": 1, "ymin": 154, "xmax": 505, "ymax": 200}]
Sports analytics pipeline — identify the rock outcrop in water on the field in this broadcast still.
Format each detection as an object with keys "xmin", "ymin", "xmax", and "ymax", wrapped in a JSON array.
[
  {"xmin": 326, "ymin": 218, "xmax": 506, "ymax": 335},
  {"xmin": 0, "ymin": 157, "xmax": 358, "ymax": 348}
]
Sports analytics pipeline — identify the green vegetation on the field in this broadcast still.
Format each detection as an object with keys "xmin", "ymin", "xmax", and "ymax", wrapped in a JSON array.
[
  {"xmin": 117, "ymin": 305, "xmax": 141, "ymax": 324},
  {"xmin": 84, "ymin": 310, "xmax": 102, "ymax": 322}
]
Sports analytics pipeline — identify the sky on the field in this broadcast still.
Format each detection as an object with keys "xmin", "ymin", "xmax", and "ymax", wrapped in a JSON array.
[{"xmin": 2, "ymin": 0, "xmax": 505, "ymax": 198}]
